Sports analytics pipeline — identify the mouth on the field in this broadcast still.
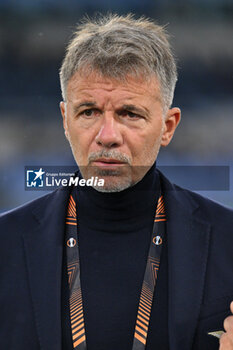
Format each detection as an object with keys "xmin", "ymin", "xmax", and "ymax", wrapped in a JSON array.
[{"xmin": 91, "ymin": 158, "xmax": 128, "ymax": 167}]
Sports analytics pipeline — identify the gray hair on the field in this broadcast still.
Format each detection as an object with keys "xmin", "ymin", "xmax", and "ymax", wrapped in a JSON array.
[{"xmin": 59, "ymin": 14, "xmax": 177, "ymax": 110}]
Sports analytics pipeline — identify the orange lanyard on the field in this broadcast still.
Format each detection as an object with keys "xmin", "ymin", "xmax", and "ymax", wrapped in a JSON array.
[{"xmin": 65, "ymin": 188, "xmax": 166, "ymax": 349}]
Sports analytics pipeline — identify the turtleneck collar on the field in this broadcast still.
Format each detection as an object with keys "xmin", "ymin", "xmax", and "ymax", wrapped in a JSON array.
[{"xmin": 75, "ymin": 163, "xmax": 160, "ymax": 226}]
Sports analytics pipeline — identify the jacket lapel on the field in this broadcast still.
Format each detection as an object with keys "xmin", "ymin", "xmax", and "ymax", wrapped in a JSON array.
[
  {"xmin": 22, "ymin": 188, "xmax": 70, "ymax": 350},
  {"xmin": 161, "ymin": 175, "xmax": 211, "ymax": 350}
]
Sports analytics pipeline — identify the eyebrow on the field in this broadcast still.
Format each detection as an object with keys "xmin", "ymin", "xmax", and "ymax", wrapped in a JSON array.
[{"xmin": 72, "ymin": 101, "xmax": 97, "ymax": 114}]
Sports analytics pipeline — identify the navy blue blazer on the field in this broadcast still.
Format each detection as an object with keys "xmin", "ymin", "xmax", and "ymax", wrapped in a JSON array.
[{"xmin": 1, "ymin": 171, "xmax": 233, "ymax": 350}]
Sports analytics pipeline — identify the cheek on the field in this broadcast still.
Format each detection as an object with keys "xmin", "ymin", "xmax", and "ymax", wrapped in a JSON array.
[
  {"xmin": 68, "ymin": 123, "xmax": 97, "ymax": 158},
  {"xmin": 130, "ymin": 128, "xmax": 163, "ymax": 164},
  {"xmin": 130, "ymin": 126, "xmax": 163, "ymax": 152}
]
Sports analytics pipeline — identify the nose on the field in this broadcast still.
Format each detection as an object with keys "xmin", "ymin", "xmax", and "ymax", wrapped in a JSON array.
[{"xmin": 95, "ymin": 114, "xmax": 123, "ymax": 148}]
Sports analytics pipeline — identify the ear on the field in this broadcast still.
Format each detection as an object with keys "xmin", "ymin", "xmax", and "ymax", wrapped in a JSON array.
[
  {"xmin": 161, "ymin": 107, "xmax": 181, "ymax": 147},
  {"xmin": 60, "ymin": 101, "xmax": 69, "ymax": 140}
]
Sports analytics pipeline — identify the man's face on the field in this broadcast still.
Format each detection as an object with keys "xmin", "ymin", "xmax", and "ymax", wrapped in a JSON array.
[{"xmin": 60, "ymin": 71, "xmax": 180, "ymax": 192}]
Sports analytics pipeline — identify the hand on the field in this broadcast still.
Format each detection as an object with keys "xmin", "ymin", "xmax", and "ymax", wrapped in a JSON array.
[{"xmin": 219, "ymin": 302, "xmax": 233, "ymax": 349}]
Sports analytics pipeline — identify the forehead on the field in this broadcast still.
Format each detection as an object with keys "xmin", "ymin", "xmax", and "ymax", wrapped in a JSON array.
[{"xmin": 66, "ymin": 70, "xmax": 162, "ymax": 104}]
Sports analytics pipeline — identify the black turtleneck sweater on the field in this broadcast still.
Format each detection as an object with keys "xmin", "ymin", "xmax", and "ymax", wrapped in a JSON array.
[{"xmin": 62, "ymin": 165, "xmax": 169, "ymax": 349}]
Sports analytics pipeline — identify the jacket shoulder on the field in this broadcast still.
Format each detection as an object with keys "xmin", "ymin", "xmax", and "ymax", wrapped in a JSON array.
[
  {"xmin": 159, "ymin": 169, "xmax": 233, "ymax": 222},
  {"xmin": 177, "ymin": 184, "xmax": 233, "ymax": 220},
  {"xmin": 0, "ymin": 188, "xmax": 67, "ymax": 227}
]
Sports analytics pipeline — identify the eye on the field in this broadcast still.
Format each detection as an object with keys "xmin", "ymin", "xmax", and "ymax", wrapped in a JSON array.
[
  {"xmin": 120, "ymin": 110, "xmax": 141, "ymax": 120},
  {"xmin": 80, "ymin": 109, "xmax": 98, "ymax": 118},
  {"xmin": 128, "ymin": 111, "xmax": 139, "ymax": 119}
]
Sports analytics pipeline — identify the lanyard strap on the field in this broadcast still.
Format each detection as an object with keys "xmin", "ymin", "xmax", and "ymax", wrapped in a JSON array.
[{"xmin": 65, "ymin": 187, "xmax": 166, "ymax": 349}]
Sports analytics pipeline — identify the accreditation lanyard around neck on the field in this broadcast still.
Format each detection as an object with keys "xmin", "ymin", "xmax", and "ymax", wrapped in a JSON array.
[{"xmin": 65, "ymin": 186, "xmax": 166, "ymax": 350}]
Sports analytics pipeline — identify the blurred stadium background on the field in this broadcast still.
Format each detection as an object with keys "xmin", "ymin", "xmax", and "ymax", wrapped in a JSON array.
[{"xmin": 0, "ymin": 0, "xmax": 232, "ymax": 212}]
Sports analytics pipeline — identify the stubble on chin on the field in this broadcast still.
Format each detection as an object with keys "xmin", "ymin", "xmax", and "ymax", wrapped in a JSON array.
[
  {"xmin": 75, "ymin": 149, "xmax": 156, "ymax": 193},
  {"xmin": 79, "ymin": 164, "xmax": 133, "ymax": 192}
]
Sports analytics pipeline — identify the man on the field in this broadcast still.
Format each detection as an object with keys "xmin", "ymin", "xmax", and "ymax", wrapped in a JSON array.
[{"xmin": 0, "ymin": 14, "xmax": 233, "ymax": 350}]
